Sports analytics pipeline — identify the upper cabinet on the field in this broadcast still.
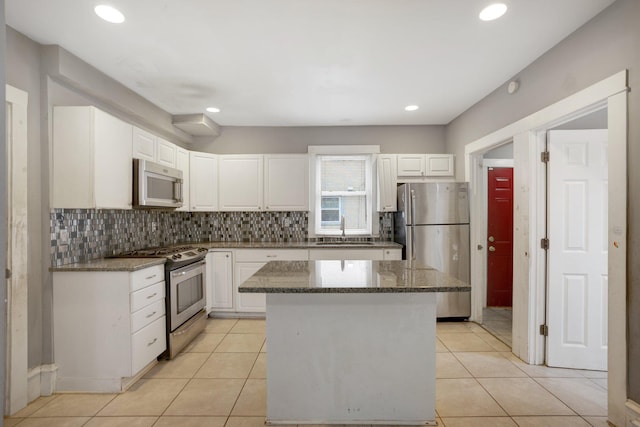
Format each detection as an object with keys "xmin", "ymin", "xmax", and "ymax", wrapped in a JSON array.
[
  {"xmin": 218, "ymin": 154, "xmax": 309, "ymax": 212},
  {"xmin": 52, "ymin": 106, "xmax": 133, "ymax": 209},
  {"xmin": 425, "ymin": 154, "xmax": 455, "ymax": 177},
  {"xmin": 175, "ymin": 147, "xmax": 190, "ymax": 212},
  {"xmin": 189, "ymin": 151, "xmax": 218, "ymax": 211},
  {"xmin": 219, "ymin": 155, "xmax": 264, "ymax": 211},
  {"xmin": 397, "ymin": 154, "xmax": 454, "ymax": 178},
  {"xmin": 132, "ymin": 127, "xmax": 156, "ymax": 162},
  {"xmin": 377, "ymin": 154, "xmax": 397, "ymax": 212},
  {"xmin": 133, "ymin": 127, "xmax": 177, "ymax": 168},
  {"xmin": 264, "ymin": 154, "xmax": 309, "ymax": 211}
]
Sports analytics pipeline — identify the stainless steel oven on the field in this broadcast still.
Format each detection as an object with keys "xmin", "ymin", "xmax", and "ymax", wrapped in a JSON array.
[
  {"xmin": 169, "ymin": 259, "xmax": 206, "ymax": 331},
  {"xmin": 110, "ymin": 245, "xmax": 208, "ymax": 359}
]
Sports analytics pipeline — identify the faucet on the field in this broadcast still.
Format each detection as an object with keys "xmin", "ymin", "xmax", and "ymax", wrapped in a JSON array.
[{"xmin": 340, "ymin": 215, "xmax": 346, "ymax": 239}]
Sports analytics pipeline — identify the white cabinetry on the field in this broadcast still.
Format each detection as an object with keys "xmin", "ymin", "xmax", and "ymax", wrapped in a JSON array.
[
  {"xmin": 383, "ymin": 248, "xmax": 402, "ymax": 260},
  {"xmin": 176, "ymin": 147, "xmax": 190, "ymax": 212},
  {"xmin": 207, "ymin": 251, "xmax": 234, "ymax": 312},
  {"xmin": 397, "ymin": 154, "xmax": 454, "ymax": 177},
  {"xmin": 264, "ymin": 154, "xmax": 309, "ymax": 211},
  {"xmin": 397, "ymin": 154, "xmax": 426, "ymax": 177},
  {"xmin": 132, "ymin": 127, "xmax": 156, "ymax": 162},
  {"xmin": 377, "ymin": 154, "xmax": 397, "ymax": 212},
  {"xmin": 190, "ymin": 151, "xmax": 218, "ymax": 211},
  {"xmin": 133, "ymin": 127, "xmax": 177, "ymax": 168},
  {"xmin": 52, "ymin": 106, "xmax": 133, "ymax": 209},
  {"xmin": 309, "ymin": 248, "xmax": 385, "ymax": 260},
  {"xmin": 52, "ymin": 265, "xmax": 166, "ymax": 392},
  {"xmin": 425, "ymin": 154, "xmax": 455, "ymax": 176},
  {"xmin": 232, "ymin": 249, "xmax": 309, "ymax": 314},
  {"xmin": 218, "ymin": 155, "xmax": 264, "ymax": 211},
  {"xmin": 156, "ymin": 138, "xmax": 177, "ymax": 168}
]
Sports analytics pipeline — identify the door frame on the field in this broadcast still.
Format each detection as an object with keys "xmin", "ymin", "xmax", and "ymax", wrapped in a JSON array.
[
  {"xmin": 480, "ymin": 158, "xmax": 514, "ymax": 311},
  {"xmin": 5, "ymin": 84, "xmax": 29, "ymax": 414},
  {"xmin": 464, "ymin": 70, "xmax": 627, "ymax": 426}
]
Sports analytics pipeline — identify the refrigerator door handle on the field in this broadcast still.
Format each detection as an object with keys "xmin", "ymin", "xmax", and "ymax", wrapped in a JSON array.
[{"xmin": 410, "ymin": 189, "xmax": 416, "ymax": 261}]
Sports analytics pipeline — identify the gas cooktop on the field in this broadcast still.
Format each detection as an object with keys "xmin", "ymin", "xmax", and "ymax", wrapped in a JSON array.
[{"xmin": 111, "ymin": 245, "xmax": 208, "ymax": 264}]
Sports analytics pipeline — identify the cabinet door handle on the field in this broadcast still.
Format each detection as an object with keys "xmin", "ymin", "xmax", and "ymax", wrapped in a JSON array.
[
  {"xmin": 146, "ymin": 311, "xmax": 157, "ymax": 318},
  {"xmin": 147, "ymin": 338, "xmax": 158, "ymax": 347},
  {"xmin": 145, "ymin": 274, "xmax": 157, "ymax": 280},
  {"xmin": 146, "ymin": 292, "xmax": 158, "ymax": 299},
  {"xmin": 266, "ymin": 255, "xmax": 277, "ymax": 258}
]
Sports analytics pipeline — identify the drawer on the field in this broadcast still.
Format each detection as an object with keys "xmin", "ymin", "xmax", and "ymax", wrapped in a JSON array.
[
  {"xmin": 383, "ymin": 249, "xmax": 402, "ymax": 260},
  {"xmin": 130, "ymin": 282, "xmax": 165, "ymax": 313},
  {"xmin": 131, "ymin": 316, "xmax": 166, "ymax": 375},
  {"xmin": 131, "ymin": 299, "xmax": 165, "ymax": 333},
  {"xmin": 235, "ymin": 249, "xmax": 308, "ymax": 262},
  {"xmin": 130, "ymin": 265, "xmax": 164, "ymax": 292},
  {"xmin": 309, "ymin": 249, "xmax": 384, "ymax": 261}
]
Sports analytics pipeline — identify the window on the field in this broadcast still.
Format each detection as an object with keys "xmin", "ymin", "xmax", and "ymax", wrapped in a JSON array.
[{"xmin": 315, "ymin": 154, "xmax": 373, "ymax": 235}]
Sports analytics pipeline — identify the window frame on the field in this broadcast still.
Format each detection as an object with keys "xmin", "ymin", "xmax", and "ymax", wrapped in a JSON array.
[{"xmin": 308, "ymin": 145, "xmax": 380, "ymax": 238}]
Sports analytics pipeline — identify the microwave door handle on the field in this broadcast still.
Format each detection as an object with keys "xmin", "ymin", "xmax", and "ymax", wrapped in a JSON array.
[{"xmin": 174, "ymin": 180, "xmax": 183, "ymax": 203}]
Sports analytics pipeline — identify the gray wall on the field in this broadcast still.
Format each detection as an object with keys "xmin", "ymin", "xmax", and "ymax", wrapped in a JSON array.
[
  {"xmin": 445, "ymin": 0, "xmax": 640, "ymax": 402},
  {"xmin": 1, "ymin": 0, "xmax": 8, "ymax": 417},
  {"xmin": 5, "ymin": 28, "xmax": 45, "ymax": 368},
  {"xmin": 194, "ymin": 125, "xmax": 445, "ymax": 154},
  {"xmin": 483, "ymin": 142, "xmax": 513, "ymax": 159}
]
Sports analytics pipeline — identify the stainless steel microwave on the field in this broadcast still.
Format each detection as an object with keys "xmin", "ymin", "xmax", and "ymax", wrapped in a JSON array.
[{"xmin": 133, "ymin": 159, "xmax": 183, "ymax": 209}]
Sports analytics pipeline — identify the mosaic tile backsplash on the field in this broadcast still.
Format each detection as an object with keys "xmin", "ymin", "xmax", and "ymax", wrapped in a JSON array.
[{"xmin": 50, "ymin": 209, "xmax": 395, "ymax": 267}]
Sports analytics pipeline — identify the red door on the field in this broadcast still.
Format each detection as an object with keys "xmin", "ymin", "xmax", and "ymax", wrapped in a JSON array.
[{"xmin": 487, "ymin": 167, "xmax": 513, "ymax": 307}]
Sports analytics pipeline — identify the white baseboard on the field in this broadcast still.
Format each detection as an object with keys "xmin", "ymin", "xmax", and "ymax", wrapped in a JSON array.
[
  {"xmin": 627, "ymin": 399, "xmax": 640, "ymax": 427},
  {"xmin": 27, "ymin": 364, "xmax": 58, "ymax": 402}
]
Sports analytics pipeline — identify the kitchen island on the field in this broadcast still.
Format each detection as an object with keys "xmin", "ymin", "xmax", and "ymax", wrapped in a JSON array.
[{"xmin": 239, "ymin": 260, "xmax": 470, "ymax": 425}]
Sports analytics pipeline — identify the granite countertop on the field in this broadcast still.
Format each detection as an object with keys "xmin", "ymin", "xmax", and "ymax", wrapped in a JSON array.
[
  {"xmin": 239, "ymin": 260, "xmax": 470, "ymax": 294},
  {"xmin": 50, "ymin": 241, "xmax": 402, "ymax": 272},
  {"xmin": 196, "ymin": 241, "xmax": 403, "ymax": 249},
  {"xmin": 50, "ymin": 257, "xmax": 166, "ymax": 272}
]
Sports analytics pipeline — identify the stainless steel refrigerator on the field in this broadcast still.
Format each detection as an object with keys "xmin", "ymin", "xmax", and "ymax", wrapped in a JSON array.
[{"xmin": 395, "ymin": 182, "xmax": 471, "ymax": 318}]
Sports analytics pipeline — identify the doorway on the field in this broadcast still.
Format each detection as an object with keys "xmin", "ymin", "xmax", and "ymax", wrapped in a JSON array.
[
  {"xmin": 464, "ymin": 70, "xmax": 627, "ymax": 425},
  {"xmin": 481, "ymin": 148, "xmax": 514, "ymax": 347}
]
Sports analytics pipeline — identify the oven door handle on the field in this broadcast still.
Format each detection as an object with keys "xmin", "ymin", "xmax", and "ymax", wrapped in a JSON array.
[{"xmin": 170, "ymin": 260, "xmax": 206, "ymax": 277}]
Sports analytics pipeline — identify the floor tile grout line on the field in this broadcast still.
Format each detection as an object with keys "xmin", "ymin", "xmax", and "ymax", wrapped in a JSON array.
[
  {"xmin": 529, "ymin": 376, "xmax": 606, "ymax": 418},
  {"xmin": 224, "ymin": 337, "xmax": 265, "ymax": 424}
]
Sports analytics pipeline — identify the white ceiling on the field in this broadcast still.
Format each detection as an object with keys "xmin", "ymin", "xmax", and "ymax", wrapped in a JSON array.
[{"xmin": 6, "ymin": 0, "xmax": 615, "ymax": 126}]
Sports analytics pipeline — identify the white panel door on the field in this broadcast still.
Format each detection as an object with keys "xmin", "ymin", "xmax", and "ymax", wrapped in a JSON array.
[
  {"xmin": 547, "ymin": 129, "xmax": 607, "ymax": 371},
  {"xmin": 397, "ymin": 154, "xmax": 426, "ymax": 176},
  {"xmin": 425, "ymin": 154, "xmax": 454, "ymax": 177}
]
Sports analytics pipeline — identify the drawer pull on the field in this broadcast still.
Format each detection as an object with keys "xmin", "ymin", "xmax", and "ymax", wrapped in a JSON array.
[
  {"xmin": 145, "ymin": 311, "xmax": 157, "ymax": 318},
  {"xmin": 146, "ymin": 292, "xmax": 158, "ymax": 299},
  {"xmin": 266, "ymin": 255, "xmax": 277, "ymax": 258},
  {"xmin": 147, "ymin": 338, "xmax": 158, "ymax": 347},
  {"xmin": 145, "ymin": 274, "xmax": 157, "ymax": 280}
]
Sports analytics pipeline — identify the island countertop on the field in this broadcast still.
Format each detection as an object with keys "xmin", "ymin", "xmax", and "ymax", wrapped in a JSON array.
[{"xmin": 238, "ymin": 260, "xmax": 470, "ymax": 293}]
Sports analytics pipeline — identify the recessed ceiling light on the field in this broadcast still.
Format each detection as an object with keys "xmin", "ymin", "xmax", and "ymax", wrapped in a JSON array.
[
  {"xmin": 206, "ymin": 107, "xmax": 221, "ymax": 113},
  {"xmin": 94, "ymin": 5, "xmax": 125, "ymax": 24},
  {"xmin": 405, "ymin": 105, "xmax": 419, "ymax": 111},
  {"xmin": 479, "ymin": 3, "xmax": 508, "ymax": 21}
]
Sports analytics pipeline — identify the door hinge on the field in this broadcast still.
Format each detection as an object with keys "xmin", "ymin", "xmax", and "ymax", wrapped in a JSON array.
[
  {"xmin": 541, "ymin": 151, "xmax": 550, "ymax": 163},
  {"xmin": 5, "ymin": 268, "xmax": 11, "ymax": 279},
  {"xmin": 541, "ymin": 238, "xmax": 549, "ymax": 250},
  {"xmin": 540, "ymin": 324, "xmax": 549, "ymax": 336}
]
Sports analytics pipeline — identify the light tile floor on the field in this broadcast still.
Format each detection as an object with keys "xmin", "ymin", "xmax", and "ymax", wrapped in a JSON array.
[
  {"xmin": 5, "ymin": 319, "xmax": 610, "ymax": 427},
  {"xmin": 482, "ymin": 306, "xmax": 513, "ymax": 347}
]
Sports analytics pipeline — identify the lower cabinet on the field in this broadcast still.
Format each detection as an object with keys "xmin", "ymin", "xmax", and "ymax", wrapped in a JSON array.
[
  {"xmin": 206, "ymin": 247, "xmax": 402, "ymax": 316},
  {"xmin": 52, "ymin": 265, "xmax": 166, "ymax": 392}
]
